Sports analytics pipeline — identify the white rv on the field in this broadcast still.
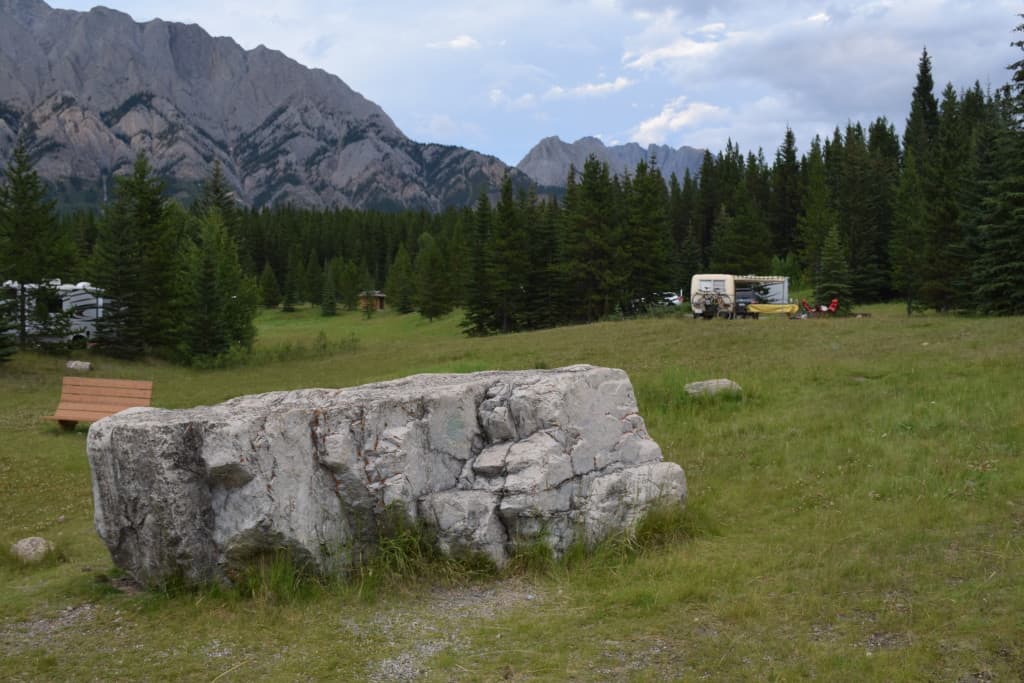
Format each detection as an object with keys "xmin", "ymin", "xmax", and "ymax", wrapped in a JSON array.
[
  {"xmin": 1, "ymin": 279, "xmax": 107, "ymax": 344},
  {"xmin": 689, "ymin": 274, "xmax": 790, "ymax": 319}
]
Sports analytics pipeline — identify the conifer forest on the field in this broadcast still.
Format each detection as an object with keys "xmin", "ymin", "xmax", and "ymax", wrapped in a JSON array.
[{"xmin": 3, "ymin": 23, "xmax": 1024, "ymax": 363}]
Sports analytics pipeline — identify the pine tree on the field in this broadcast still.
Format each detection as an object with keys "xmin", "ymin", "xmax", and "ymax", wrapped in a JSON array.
[
  {"xmin": 259, "ymin": 261, "xmax": 281, "ymax": 308},
  {"xmin": 461, "ymin": 193, "xmax": 494, "ymax": 335},
  {"xmin": 904, "ymin": 48, "xmax": 940, "ymax": 171},
  {"xmin": 797, "ymin": 136, "xmax": 837, "ymax": 280},
  {"xmin": 384, "ymin": 243, "xmax": 416, "ymax": 313},
  {"xmin": 282, "ymin": 247, "xmax": 305, "ymax": 312},
  {"xmin": 972, "ymin": 17, "xmax": 1024, "ymax": 315},
  {"xmin": 0, "ymin": 136, "xmax": 74, "ymax": 346},
  {"xmin": 889, "ymin": 151, "xmax": 929, "ymax": 315},
  {"xmin": 192, "ymin": 160, "xmax": 249, "ymax": 271},
  {"xmin": 814, "ymin": 224, "xmax": 853, "ymax": 312},
  {"xmin": 320, "ymin": 268, "xmax": 337, "ymax": 316},
  {"xmin": 626, "ymin": 159, "xmax": 672, "ymax": 303},
  {"xmin": 337, "ymin": 260, "xmax": 362, "ymax": 311},
  {"xmin": 487, "ymin": 175, "xmax": 529, "ymax": 332},
  {"xmin": 920, "ymin": 83, "xmax": 971, "ymax": 311},
  {"xmin": 180, "ymin": 212, "xmax": 258, "ymax": 360},
  {"xmin": 413, "ymin": 233, "xmax": 451, "ymax": 321},
  {"xmin": 768, "ymin": 127, "xmax": 802, "ymax": 256},
  {"xmin": 91, "ymin": 153, "xmax": 170, "ymax": 357},
  {"xmin": 709, "ymin": 192, "xmax": 772, "ymax": 275},
  {"xmin": 304, "ymin": 249, "xmax": 323, "ymax": 306}
]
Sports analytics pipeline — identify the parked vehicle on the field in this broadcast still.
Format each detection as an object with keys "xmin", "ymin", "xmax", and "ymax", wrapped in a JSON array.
[
  {"xmin": 1, "ymin": 279, "xmax": 107, "ymax": 344},
  {"xmin": 689, "ymin": 274, "xmax": 790, "ymax": 319}
]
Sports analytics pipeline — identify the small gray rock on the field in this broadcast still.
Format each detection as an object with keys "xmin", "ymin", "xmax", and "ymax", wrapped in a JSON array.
[
  {"xmin": 65, "ymin": 360, "xmax": 92, "ymax": 371},
  {"xmin": 10, "ymin": 537, "xmax": 54, "ymax": 563},
  {"xmin": 684, "ymin": 378, "xmax": 742, "ymax": 396}
]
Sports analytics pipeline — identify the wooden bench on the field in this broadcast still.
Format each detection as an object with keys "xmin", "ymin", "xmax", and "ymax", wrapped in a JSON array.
[{"xmin": 44, "ymin": 377, "xmax": 153, "ymax": 430}]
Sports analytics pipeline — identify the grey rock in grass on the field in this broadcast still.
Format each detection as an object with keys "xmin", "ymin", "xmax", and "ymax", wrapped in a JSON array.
[
  {"xmin": 65, "ymin": 360, "xmax": 92, "ymax": 371},
  {"xmin": 684, "ymin": 378, "xmax": 743, "ymax": 397},
  {"xmin": 10, "ymin": 537, "xmax": 54, "ymax": 563},
  {"xmin": 86, "ymin": 365, "xmax": 686, "ymax": 587}
]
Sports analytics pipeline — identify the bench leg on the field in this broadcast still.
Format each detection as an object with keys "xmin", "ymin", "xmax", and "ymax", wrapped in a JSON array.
[{"xmin": 58, "ymin": 420, "xmax": 77, "ymax": 431}]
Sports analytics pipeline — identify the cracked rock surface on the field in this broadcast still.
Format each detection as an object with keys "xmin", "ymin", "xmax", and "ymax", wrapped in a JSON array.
[{"xmin": 86, "ymin": 365, "xmax": 686, "ymax": 587}]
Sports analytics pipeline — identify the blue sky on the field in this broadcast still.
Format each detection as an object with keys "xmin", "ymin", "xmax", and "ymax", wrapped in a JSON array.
[{"xmin": 50, "ymin": 1, "xmax": 1020, "ymax": 165}]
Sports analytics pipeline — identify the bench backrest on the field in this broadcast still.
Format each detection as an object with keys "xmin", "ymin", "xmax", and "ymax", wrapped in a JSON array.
[{"xmin": 52, "ymin": 376, "xmax": 153, "ymax": 424}]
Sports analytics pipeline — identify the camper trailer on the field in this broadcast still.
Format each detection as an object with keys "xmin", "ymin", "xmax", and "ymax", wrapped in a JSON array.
[
  {"xmin": 689, "ymin": 274, "xmax": 790, "ymax": 319},
  {"xmin": 1, "ymin": 280, "xmax": 107, "ymax": 344}
]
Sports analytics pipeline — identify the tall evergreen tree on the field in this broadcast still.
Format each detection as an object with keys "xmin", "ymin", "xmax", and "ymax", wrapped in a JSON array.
[
  {"xmin": 180, "ymin": 212, "xmax": 258, "ymax": 360},
  {"xmin": 0, "ymin": 136, "xmax": 74, "ymax": 346},
  {"xmin": 889, "ymin": 151, "xmax": 929, "ymax": 315},
  {"xmin": 797, "ymin": 136, "xmax": 837, "ymax": 280},
  {"xmin": 462, "ymin": 193, "xmax": 495, "ymax": 335},
  {"xmin": 814, "ymin": 224, "xmax": 853, "ymax": 312},
  {"xmin": 304, "ymin": 249, "xmax": 323, "ymax": 306},
  {"xmin": 920, "ymin": 83, "xmax": 971, "ymax": 311},
  {"xmin": 487, "ymin": 175, "xmax": 529, "ymax": 332},
  {"xmin": 973, "ymin": 17, "xmax": 1024, "ymax": 315},
  {"xmin": 91, "ymin": 153, "xmax": 171, "ymax": 357},
  {"xmin": 904, "ymin": 47, "xmax": 940, "ymax": 171},
  {"xmin": 320, "ymin": 267, "xmax": 337, "ymax": 316},
  {"xmin": 384, "ymin": 242, "xmax": 416, "ymax": 313},
  {"xmin": 413, "ymin": 232, "xmax": 452, "ymax": 321},
  {"xmin": 626, "ymin": 160, "xmax": 673, "ymax": 301},
  {"xmin": 768, "ymin": 127, "xmax": 802, "ymax": 256},
  {"xmin": 259, "ymin": 261, "xmax": 282, "ymax": 308}
]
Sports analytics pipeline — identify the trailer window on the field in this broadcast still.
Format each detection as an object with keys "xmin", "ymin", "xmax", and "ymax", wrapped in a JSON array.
[{"xmin": 698, "ymin": 279, "xmax": 726, "ymax": 292}]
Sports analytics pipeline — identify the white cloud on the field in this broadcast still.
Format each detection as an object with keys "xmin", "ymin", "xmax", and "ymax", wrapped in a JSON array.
[
  {"xmin": 427, "ymin": 34, "xmax": 481, "ymax": 49},
  {"xmin": 698, "ymin": 22, "xmax": 726, "ymax": 34},
  {"xmin": 806, "ymin": 12, "xmax": 830, "ymax": 24},
  {"xmin": 632, "ymin": 97, "xmax": 723, "ymax": 144},
  {"xmin": 489, "ymin": 88, "xmax": 537, "ymax": 109},
  {"xmin": 544, "ymin": 76, "xmax": 633, "ymax": 99},
  {"xmin": 623, "ymin": 36, "xmax": 720, "ymax": 70}
]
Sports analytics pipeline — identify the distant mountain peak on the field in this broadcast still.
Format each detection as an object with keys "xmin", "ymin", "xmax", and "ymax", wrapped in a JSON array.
[{"xmin": 516, "ymin": 135, "xmax": 704, "ymax": 187}]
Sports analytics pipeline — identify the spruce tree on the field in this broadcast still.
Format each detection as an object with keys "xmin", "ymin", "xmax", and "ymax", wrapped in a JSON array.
[
  {"xmin": 413, "ymin": 233, "xmax": 451, "ymax": 321},
  {"xmin": 0, "ymin": 136, "xmax": 74, "ymax": 346},
  {"xmin": 320, "ymin": 268, "xmax": 337, "ymax": 316},
  {"xmin": 180, "ymin": 212, "xmax": 258, "ymax": 360},
  {"xmin": 626, "ymin": 160, "xmax": 672, "ymax": 303},
  {"xmin": 487, "ymin": 175, "xmax": 529, "ymax": 332},
  {"xmin": 91, "ymin": 153, "xmax": 170, "ymax": 357},
  {"xmin": 797, "ymin": 136, "xmax": 837, "ymax": 280},
  {"xmin": 304, "ymin": 249, "xmax": 323, "ymax": 306},
  {"xmin": 889, "ymin": 151, "xmax": 929, "ymax": 315},
  {"xmin": 461, "ymin": 193, "xmax": 494, "ymax": 335},
  {"xmin": 768, "ymin": 127, "xmax": 802, "ymax": 256},
  {"xmin": 259, "ymin": 262, "xmax": 281, "ymax": 308},
  {"xmin": 814, "ymin": 224, "xmax": 853, "ymax": 312},
  {"xmin": 384, "ymin": 243, "xmax": 416, "ymax": 313},
  {"xmin": 973, "ymin": 17, "xmax": 1024, "ymax": 315}
]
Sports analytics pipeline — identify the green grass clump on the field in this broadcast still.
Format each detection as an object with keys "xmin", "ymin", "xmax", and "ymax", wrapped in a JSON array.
[{"xmin": 2, "ymin": 304, "xmax": 1023, "ymax": 681}]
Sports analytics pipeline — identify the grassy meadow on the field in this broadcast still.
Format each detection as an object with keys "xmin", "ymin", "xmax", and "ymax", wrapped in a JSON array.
[{"xmin": 1, "ymin": 304, "xmax": 1023, "ymax": 681}]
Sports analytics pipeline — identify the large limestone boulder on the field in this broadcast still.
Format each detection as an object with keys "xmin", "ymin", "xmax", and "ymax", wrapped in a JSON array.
[{"xmin": 87, "ymin": 365, "xmax": 685, "ymax": 587}]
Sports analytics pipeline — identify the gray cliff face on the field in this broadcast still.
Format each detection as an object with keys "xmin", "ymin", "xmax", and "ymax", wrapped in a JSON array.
[
  {"xmin": 517, "ymin": 135, "xmax": 705, "ymax": 187},
  {"xmin": 0, "ymin": 0, "xmax": 521, "ymax": 209}
]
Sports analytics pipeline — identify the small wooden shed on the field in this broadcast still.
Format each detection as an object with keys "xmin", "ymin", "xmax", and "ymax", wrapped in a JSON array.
[{"xmin": 358, "ymin": 290, "xmax": 387, "ymax": 311}]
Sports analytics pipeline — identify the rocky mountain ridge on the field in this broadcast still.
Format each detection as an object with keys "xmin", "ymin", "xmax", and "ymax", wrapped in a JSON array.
[
  {"xmin": 516, "ymin": 136, "xmax": 705, "ymax": 187},
  {"xmin": 0, "ymin": 0, "xmax": 521, "ymax": 210}
]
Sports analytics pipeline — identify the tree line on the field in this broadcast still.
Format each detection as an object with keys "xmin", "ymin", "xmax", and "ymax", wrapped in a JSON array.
[{"xmin": 3, "ymin": 19, "xmax": 1024, "ymax": 362}]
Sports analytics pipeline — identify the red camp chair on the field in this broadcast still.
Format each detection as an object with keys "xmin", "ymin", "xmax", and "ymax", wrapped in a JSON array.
[{"xmin": 801, "ymin": 298, "xmax": 840, "ymax": 317}]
